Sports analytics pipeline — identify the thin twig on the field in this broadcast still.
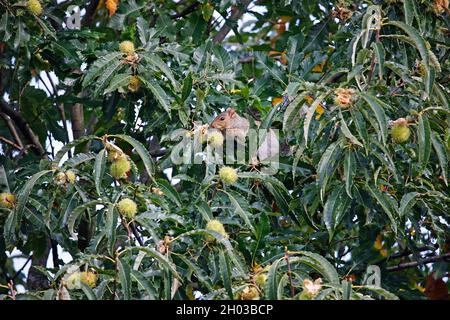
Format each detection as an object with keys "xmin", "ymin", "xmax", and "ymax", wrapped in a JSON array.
[
  {"xmin": 0, "ymin": 112, "xmax": 24, "ymax": 150},
  {"xmin": 11, "ymin": 255, "xmax": 33, "ymax": 281},
  {"xmin": 171, "ymin": 1, "xmax": 200, "ymax": 19},
  {"xmin": 213, "ymin": 0, "xmax": 252, "ymax": 44},
  {"xmin": 387, "ymin": 253, "xmax": 450, "ymax": 272},
  {"xmin": 284, "ymin": 248, "xmax": 295, "ymax": 297},
  {"xmin": 0, "ymin": 136, "xmax": 22, "ymax": 150}
]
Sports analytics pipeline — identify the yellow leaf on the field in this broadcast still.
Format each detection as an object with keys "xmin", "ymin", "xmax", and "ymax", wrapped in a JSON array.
[
  {"xmin": 272, "ymin": 96, "xmax": 283, "ymax": 106},
  {"xmin": 315, "ymin": 104, "xmax": 325, "ymax": 120},
  {"xmin": 311, "ymin": 58, "xmax": 327, "ymax": 73},
  {"xmin": 230, "ymin": 89, "xmax": 241, "ymax": 94},
  {"xmin": 96, "ymin": 0, "xmax": 105, "ymax": 11},
  {"xmin": 305, "ymin": 96, "xmax": 325, "ymax": 120},
  {"xmin": 373, "ymin": 234, "xmax": 383, "ymax": 250},
  {"xmin": 106, "ymin": 0, "xmax": 119, "ymax": 17}
]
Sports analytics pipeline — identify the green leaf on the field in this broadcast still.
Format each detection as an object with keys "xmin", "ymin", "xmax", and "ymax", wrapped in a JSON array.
[
  {"xmin": 80, "ymin": 282, "xmax": 97, "ymax": 300},
  {"xmin": 0, "ymin": 12, "xmax": 11, "ymax": 41},
  {"xmin": 104, "ymin": 73, "xmax": 132, "ymax": 94},
  {"xmin": 431, "ymin": 132, "xmax": 448, "ymax": 186},
  {"xmin": 35, "ymin": 17, "xmax": 57, "ymax": 40},
  {"xmin": 323, "ymin": 186, "xmax": 351, "ymax": 241},
  {"xmin": 254, "ymin": 52, "xmax": 286, "ymax": 85},
  {"xmin": 366, "ymin": 184, "xmax": 398, "ymax": 234},
  {"xmin": 0, "ymin": 165, "xmax": 10, "ymax": 192},
  {"xmin": 359, "ymin": 285, "xmax": 399, "ymax": 300},
  {"xmin": 218, "ymin": 249, "xmax": 233, "ymax": 299},
  {"xmin": 156, "ymin": 178, "xmax": 182, "ymax": 207},
  {"xmin": 175, "ymin": 229, "xmax": 245, "ymax": 276},
  {"xmin": 16, "ymin": 170, "xmax": 53, "ymax": 222},
  {"xmin": 282, "ymin": 92, "xmax": 308, "ymax": 133},
  {"xmin": 181, "ymin": 73, "xmax": 193, "ymax": 103},
  {"xmin": 130, "ymin": 270, "xmax": 157, "ymax": 299},
  {"xmin": 304, "ymin": 91, "xmax": 330, "ymax": 145},
  {"xmin": 139, "ymin": 77, "xmax": 172, "ymax": 116},
  {"xmin": 387, "ymin": 21, "xmax": 431, "ymax": 95},
  {"xmin": 63, "ymin": 153, "xmax": 96, "ymax": 168},
  {"xmin": 267, "ymin": 257, "xmax": 284, "ymax": 299},
  {"xmin": 399, "ymin": 192, "xmax": 418, "ymax": 218},
  {"xmin": 110, "ymin": 134, "xmax": 154, "ymax": 183},
  {"xmin": 298, "ymin": 251, "xmax": 340, "ymax": 283},
  {"xmin": 344, "ymin": 150, "xmax": 356, "ymax": 198},
  {"xmin": 342, "ymin": 280, "xmax": 352, "ymax": 300},
  {"xmin": 94, "ymin": 149, "xmax": 106, "ymax": 197},
  {"xmin": 82, "ymin": 52, "xmax": 123, "ymax": 88},
  {"xmin": 136, "ymin": 16, "xmax": 149, "ymax": 46},
  {"xmin": 339, "ymin": 109, "xmax": 363, "ymax": 147},
  {"xmin": 317, "ymin": 139, "xmax": 343, "ymax": 201},
  {"xmin": 222, "ymin": 190, "xmax": 256, "ymax": 236},
  {"xmin": 359, "ymin": 93, "xmax": 387, "ymax": 145},
  {"xmin": 417, "ymin": 114, "xmax": 431, "ymax": 174},
  {"xmin": 372, "ymin": 42, "xmax": 385, "ymax": 80},
  {"xmin": 120, "ymin": 247, "xmax": 180, "ymax": 279},
  {"xmin": 106, "ymin": 203, "xmax": 118, "ymax": 256},
  {"xmin": 14, "ymin": 21, "xmax": 30, "ymax": 49},
  {"xmin": 403, "ymin": 0, "xmax": 415, "ymax": 26},
  {"xmin": 142, "ymin": 53, "xmax": 178, "ymax": 88},
  {"xmin": 53, "ymin": 135, "xmax": 99, "ymax": 166},
  {"xmin": 117, "ymin": 258, "xmax": 131, "ymax": 300},
  {"xmin": 67, "ymin": 200, "xmax": 103, "ymax": 239}
]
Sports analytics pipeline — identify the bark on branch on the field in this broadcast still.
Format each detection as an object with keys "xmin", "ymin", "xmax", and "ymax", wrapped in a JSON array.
[
  {"xmin": 213, "ymin": 0, "xmax": 252, "ymax": 44},
  {"xmin": 387, "ymin": 253, "xmax": 450, "ymax": 272},
  {"xmin": 0, "ymin": 100, "xmax": 46, "ymax": 157}
]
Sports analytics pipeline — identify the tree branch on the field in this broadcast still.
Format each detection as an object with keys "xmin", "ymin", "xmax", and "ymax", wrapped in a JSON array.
[
  {"xmin": 0, "ymin": 100, "xmax": 46, "ymax": 157},
  {"xmin": 0, "ymin": 112, "xmax": 23, "ymax": 149},
  {"xmin": 213, "ymin": 0, "xmax": 252, "ymax": 44},
  {"xmin": 82, "ymin": 0, "xmax": 101, "ymax": 27},
  {"xmin": 0, "ymin": 135, "xmax": 22, "ymax": 150},
  {"xmin": 171, "ymin": 1, "xmax": 200, "ymax": 19},
  {"xmin": 386, "ymin": 253, "xmax": 450, "ymax": 272}
]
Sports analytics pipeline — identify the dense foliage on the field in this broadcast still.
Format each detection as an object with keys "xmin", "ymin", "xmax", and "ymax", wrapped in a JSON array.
[{"xmin": 0, "ymin": 0, "xmax": 449, "ymax": 300}]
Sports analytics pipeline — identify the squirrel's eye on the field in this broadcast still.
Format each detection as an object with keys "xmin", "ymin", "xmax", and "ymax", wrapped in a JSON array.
[{"xmin": 220, "ymin": 117, "xmax": 225, "ymax": 121}]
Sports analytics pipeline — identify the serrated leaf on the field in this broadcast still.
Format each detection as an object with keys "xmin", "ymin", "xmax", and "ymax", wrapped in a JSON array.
[
  {"xmin": 431, "ymin": 132, "xmax": 448, "ymax": 186},
  {"xmin": 366, "ymin": 184, "xmax": 398, "ymax": 234},
  {"xmin": 67, "ymin": 200, "xmax": 103, "ymax": 239},
  {"xmin": 104, "ymin": 73, "xmax": 132, "ymax": 94},
  {"xmin": 222, "ymin": 190, "xmax": 255, "ymax": 236},
  {"xmin": 94, "ymin": 149, "xmax": 106, "ymax": 197},
  {"xmin": 372, "ymin": 42, "xmax": 385, "ymax": 80},
  {"xmin": 417, "ymin": 114, "xmax": 431, "ymax": 174},
  {"xmin": 218, "ymin": 249, "xmax": 233, "ymax": 299},
  {"xmin": 117, "ymin": 258, "xmax": 131, "ymax": 300},
  {"xmin": 304, "ymin": 91, "xmax": 330, "ymax": 145},
  {"xmin": 53, "ymin": 135, "xmax": 99, "ymax": 166},
  {"xmin": 120, "ymin": 247, "xmax": 181, "ymax": 279},
  {"xmin": 181, "ymin": 73, "xmax": 192, "ymax": 103},
  {"xmin": 142, "ymin": 53, "xmax": 178, "ymax": 88},
  {"xmin": 110, "ymin": 134, "xmax": 154, "ymax": 183},
  {"xmin": 399, "ymin": 192, "xmax": 418, "ymax": 217},
  {"xmin": 344, "ymin": 150, "xmax": 356, "ymax": 198},
  {"xmin": 340, "ymin": 109, "xmax": 363, "ymax": 147},
  {"xmin": 359, "ymin": 93, "xmax": 387, "ymax": 145},
  {"xmin": 317, "ymin": 140, "xmax": 343, "ymax": 201},
  {"xmin": 82, "ymin": 52, "xmax": 123, "ymax": 88},
  {"xmin": 139, "ymin": 77, "xmax": 171, "ymax": 116},
  {"xmin": 359, "ymin": 285, "xmax": 399, "ymax": 300},
  {"xmin": 80, "ymin": 282, "xmax": 96, "ymax": 300},
  {"xmin": 131, "ymin": 270, "xmax": 157, "ymax": 299},
  {"xmin": 16, "ymin": 170, "xmax": 53, "ymax": 223}
]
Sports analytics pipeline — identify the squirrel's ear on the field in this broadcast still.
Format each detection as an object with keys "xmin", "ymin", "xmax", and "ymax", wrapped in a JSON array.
[{"xmin": 227, "ymin": 108, "xmax": 236, "ymax": 118}]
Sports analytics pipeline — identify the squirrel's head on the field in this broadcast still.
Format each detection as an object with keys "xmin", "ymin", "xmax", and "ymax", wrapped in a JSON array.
[{"xmin": 211, "ymin": 108, "xmax": 237, "ymax": 129}]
